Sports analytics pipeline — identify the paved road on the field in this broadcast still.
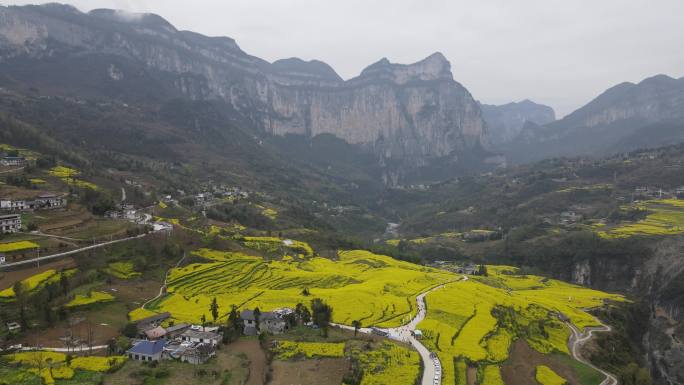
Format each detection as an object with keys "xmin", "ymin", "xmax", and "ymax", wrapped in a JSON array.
[
  {"xmin": 20, "ymin": 344, "xmax": 108, "ymax": 352},
  {"xmin": 0, "ymin": 233, "xmax": 148, "ymax": 269},
  {"xmin": 333, "ymin": 281, "xmax": 458, "ymax": 385},
  {"xmin": 567, "ymin": 321, "xmax": 617, "ymax": 385}
]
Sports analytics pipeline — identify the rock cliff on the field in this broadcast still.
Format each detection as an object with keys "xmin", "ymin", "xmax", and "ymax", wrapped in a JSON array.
[{"xmin": 0, "ymin": 4, "xmax": 488, "ymax": 179}]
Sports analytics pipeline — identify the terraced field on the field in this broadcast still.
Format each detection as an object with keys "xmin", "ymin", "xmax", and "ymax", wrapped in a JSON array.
[
  {"xmin": 145, "ymin": 249, "xmax": 454, "ymax": 326},
  {"xmin": 417, "ymin": 268, "xmax": 623, "ymax": 384},
  {"xmin": 597, "ymin": 199, "xmax": 684, "ymax": 238},
  {"xmin": 137, "ymin": 247, "xmax": 622, "ymax": 384}
]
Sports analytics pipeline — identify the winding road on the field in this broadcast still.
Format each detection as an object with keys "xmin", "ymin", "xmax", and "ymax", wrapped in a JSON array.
[
  {"xmin": 333, "ymin": 281, "xmax": 457, "ymax": 385},
  {"xmin": 567, "ymin": 321, "xmax": 617, "ymax": 385}
]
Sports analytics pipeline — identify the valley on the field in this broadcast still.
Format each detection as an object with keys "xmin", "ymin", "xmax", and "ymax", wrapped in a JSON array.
[{"xmin": 0, "ymin": 3, "xmax": 682, "ymax": 385}]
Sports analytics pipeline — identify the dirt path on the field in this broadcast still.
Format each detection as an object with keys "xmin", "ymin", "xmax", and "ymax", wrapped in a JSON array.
[
  {"xmin": 567, "ymin": 321, "xmax": 617, "ymax": 385},
  {"xmin": 142, "ymin": 252, "xmax": 186, "ymax": 309},
  {"xmin": 231, "ymin": 339, "xmax": 267, "ymax": 385}
]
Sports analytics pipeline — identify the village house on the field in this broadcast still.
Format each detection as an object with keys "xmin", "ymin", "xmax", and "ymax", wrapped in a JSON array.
[
  {"xmin": 0, "ymin": 214, "xmax": 21, "ymax": 233},
  {"xmin": 35, "ymin": 194, "xmax": 67, "ymax": 209},
  {"xmin": 180, "ymin": 343, "xmax": 215, "ymax": 365},
  {"xmin": 127, "ymin": 340, "xmax": 166, "ymax": 362},
  {"xmin": 259, "ymin": 312, "xmax": 289, "ymax": 334},
  {"xmin": 180, "ymin": 329, "xmax": 221, "ymax": 346},
  {"xmin": 240, "ymin": 309, "xmax": 289, "ymax": 335},
  {"xmin": 1, "ymin": 194, "xmax": 67, "ymax": 213},
  {"xmin": 164, "ymin": 323, "xmax": 190, "ymax": 339},
  {"xmin": 135, "ymin": 312, "xmax": 171, "ymax": 337},
  {"xmin": 0, "ymin": 156, "xmax": 27, "ymax": 167},
  {"xmin": 455, "ymin": 263, "xmax": 477, "ymax": 275},
  {"xmin": 144, "ymin": 326, "xmax": 167, "ymax": 340},
  {"xmin": 6, "ymin": 321, "xmax": 21, "ymax": 333}
]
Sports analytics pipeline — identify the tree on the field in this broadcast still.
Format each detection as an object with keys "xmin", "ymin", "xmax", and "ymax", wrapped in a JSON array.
[
  {"xmin": 122, "ymin": 322, "xmax": 138, "ymax": 338},
  {"xmin": 210, "ymin": 297, "xmax": 219, "ymax": 322},
  {"xmin": 59, "ymin": 271, "xmax": 69, "ymax": 296},
  {"xmin": 311, "ymin": 298, "xmax": 333, "ymax": 337},
  {"xmin": 13, "ymin": 281, "xmax": 28, "ymax": 328},
  {"xmin": 478, "ymin": 264, "xmax": 488, "ymax": 277},
  {"xmin": 301, "ymin": 307, "xmax": 312, "ymax": 324},
  {"xmin": 200, "ymin": 314, "xmax": 207, "ymax": 331},
  {"xmin": 352, "ymin": 320, "xmax": 361, "ymax": 337},
  {"xmin": 227, "ymin": 305, "xmax": 241, "ymax": 331},
  {"xmin": 301, "ymin": 287, "xmax": 310, "ymax": 296},
  {"xmin": 253, "ymin": 307, "xmax": 261, "ymax": 331}
]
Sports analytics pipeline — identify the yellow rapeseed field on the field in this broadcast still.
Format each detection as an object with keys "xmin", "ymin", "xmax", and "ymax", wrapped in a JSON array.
[
  {"xmin": 536, "ymin": 365, "xmax": 567, "ymax": 385},
  {"xmin": 0, "ymin": 240, "xmax": 39, "ymax": 253},
  {"xmin": 147, "ymin": 249, "xmax": 453, "ymax": 326},
  {"xmin": 417, "ymin": 267, "xmax": 623, "ymax": 384}
]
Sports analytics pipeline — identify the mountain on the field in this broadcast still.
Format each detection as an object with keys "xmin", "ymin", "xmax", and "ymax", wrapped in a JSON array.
[
  {"xmin": 480, "ymin": 99, "xmax": 555, "ymax": 149},
  {"xmin": 507, "ymin": 75, "xmax": 684, "ymax": 163},
  {"xmin": 0, "ymin": 3, "xmax": 490, "ymax": 185}
]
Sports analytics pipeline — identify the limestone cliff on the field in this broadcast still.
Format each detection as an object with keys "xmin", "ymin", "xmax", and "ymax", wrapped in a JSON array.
[{"xmin": 0, "ymin": 4, "xmax": 488, "ymax": 176}]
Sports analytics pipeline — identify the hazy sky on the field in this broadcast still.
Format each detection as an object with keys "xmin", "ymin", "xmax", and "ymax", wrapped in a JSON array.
[{"xmin": 5, "ymin": 0, "xmax": 684, "ymax": 116}]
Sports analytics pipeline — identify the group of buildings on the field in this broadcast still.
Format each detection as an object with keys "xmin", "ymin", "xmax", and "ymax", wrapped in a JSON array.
[
  {"xmin": 127, "ymin": 307, "xmax": 293, "ymax": 365},
  {"xmin": 0, "ymin": 155, "xmax": 27, "ymax": 167},
  {"xmin": 0, "ymin": 194, "xmax": 67, "ymax": 234}
]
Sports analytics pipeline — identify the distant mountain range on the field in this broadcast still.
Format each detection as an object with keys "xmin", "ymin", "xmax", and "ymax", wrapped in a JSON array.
[
  {"xmin": 505, "ymin": 75, "xmax": 684, "ymax": 163},
  {"xmin": 0, "ymin": 3, "xmax": 683, "ymax": 179},
  {"xmin": 480, "ymin": 100, "xmax": 556, "ymax": 149},
  {"xmin": 0, "ymin": 3, "xmax": 490, "ymax": 185}
]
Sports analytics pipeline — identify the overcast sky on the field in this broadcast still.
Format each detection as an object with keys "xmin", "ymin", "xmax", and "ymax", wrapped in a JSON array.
[{"xmin": 5, "ymin": 0, "xmax": 684, "ymax": 116}]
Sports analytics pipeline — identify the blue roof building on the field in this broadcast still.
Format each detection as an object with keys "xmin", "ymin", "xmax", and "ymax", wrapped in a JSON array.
[{"xmin": 127, "ymin": 340, "xmax": 166, "ymax": 362}]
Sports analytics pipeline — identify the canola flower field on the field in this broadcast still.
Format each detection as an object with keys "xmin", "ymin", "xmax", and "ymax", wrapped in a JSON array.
[
  {"xmin": 417, "ymin": 267, "xmax": 623, "ymax": 385},
  {"xmin": 144, "ymin": 249, "xmax": 453, "ymax": 326},
  {"xmin": 133, "ymin": 246, "xmax": 621, "ymax": 384},
  {"xmin": 0, "ymin": 240, "xmax": 40, "ymax": 253},
  {"xmin": 0, "ymin": 269, "xmax": 76, "ymax": 299},
  {"xmin": 103, "ymin": 262, "xmax": 141, "ymax": 279},
  {"xmin": 274, "ymin": 341, "xmax": 345, "ymax": 360},
  {"xmin": 4, "ymin": 351, "xmax": 126, "ymax": 385},
  {"xmin": 273, "ymin": 340, "xmax": 419, "ymax": 385},
  {"xmin": 598, "ymin": 199, "xmax": 684, "ymax": 238},
  {"xmin": 66, "ymin": 290, "xmax": 115, "ymax": 308},
  {"xmin": 48, "ymin": 166, "xmax": 98, "ymax": 190},
  {"xmin": 536, "ymin": 365, "xmax": 567, "ymax": 385}
]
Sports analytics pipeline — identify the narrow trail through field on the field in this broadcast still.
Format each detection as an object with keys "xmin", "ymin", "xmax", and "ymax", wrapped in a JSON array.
[
  {"xmin": 142, "ymin": 252, "xmax": 187, "ymax": 310},
  {"xmin": 567, "ymin": 321, "xmax": 617, "ymax": 385}
]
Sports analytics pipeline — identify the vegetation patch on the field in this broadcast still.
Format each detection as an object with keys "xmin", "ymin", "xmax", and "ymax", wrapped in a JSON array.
[
  {"xmin": 103, "ymin": 262, "xmax": 141, "ymax": 279},
  {"xmin": 0, "ymin": 240, "xmax": 40, "ymax": 253},
  {"xmin": 536, "ymin": 365, "xmax": 567, "ymax": 385},
  {"xmin": 349, "ymin": 341, "xmax": 421, "ymax": 385},
  {"xmin": 274, "ymin": 341, "xmax": 345, "ymax": 360},
  {"xmin": 66, "ymin": 290, "xmax": 115, "ymax": 308}
]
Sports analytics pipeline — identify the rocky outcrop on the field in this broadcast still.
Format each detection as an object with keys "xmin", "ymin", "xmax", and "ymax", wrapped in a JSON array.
[
  {"xmin": 0, "ymin": 4, "xmax": 487, "ymax": 178},
  {"xmin": 480, "ymin": 99, "xmax": 555, "ymax": 148}
]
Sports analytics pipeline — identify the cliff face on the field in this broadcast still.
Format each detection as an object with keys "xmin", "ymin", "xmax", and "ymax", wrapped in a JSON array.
[
  {"xmin": 0, "ymin": 4, "xmax": 487, "ymax": 176},
  {"xmin": 480, "ymin": 99, "xmax": 555, "ymax": 149}
]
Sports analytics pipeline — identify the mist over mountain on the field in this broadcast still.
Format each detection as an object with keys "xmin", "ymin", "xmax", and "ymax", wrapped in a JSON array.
[
  {"xmin": 480, "ymin": 99, "xmax": 556, "ymax": 149},
  {"xmin": 506, "ymin": 74, "xmax": 684, "ymax": 163}
]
